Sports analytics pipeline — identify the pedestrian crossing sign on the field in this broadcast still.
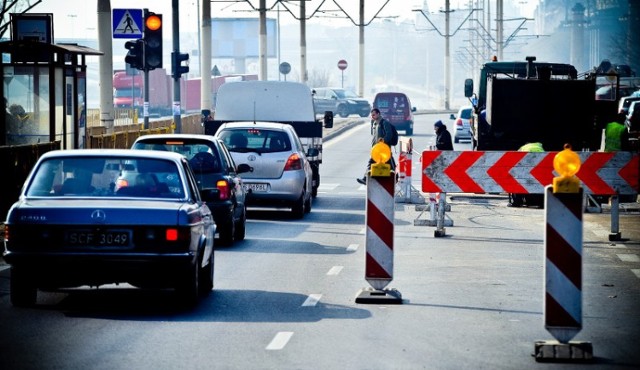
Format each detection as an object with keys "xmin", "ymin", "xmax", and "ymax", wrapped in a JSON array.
[{"xmin": 113, "ymin": 9, "xmax": 143, "ymax": 39}]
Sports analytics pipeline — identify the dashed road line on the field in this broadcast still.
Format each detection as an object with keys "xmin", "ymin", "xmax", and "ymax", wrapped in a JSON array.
[
  {"xmin": 632, "ymin": 269, "xmax": 640, "ymax": 279},
  {"xmin": 0, "ymin": 265, "xmax": 10, "ymax": 273},
  {"xmin": 346, "ymin": 243, "xmax": 358, "ymax": 252},
  {"xmin": 266, "ymin": 331, "xmax": 293, "ymax": 350},
  {"xmin": 617, "ymin": 254, "xmax": 640, "ymax": 262},
  {"xmin": 327, "ymin": 266, "xmax": 343, "ymax": 275},
  {"xmin": 301, "ymin": 294, "xmax": 322, "ymax": 307}
]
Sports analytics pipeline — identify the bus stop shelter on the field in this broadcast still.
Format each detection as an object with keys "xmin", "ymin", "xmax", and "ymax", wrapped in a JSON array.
[{"xmin": 1, "ymin": 40, "xmax": 103, "ymax": 149}]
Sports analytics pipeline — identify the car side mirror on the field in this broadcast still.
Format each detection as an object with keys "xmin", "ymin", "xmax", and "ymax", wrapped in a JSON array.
[
  {"xmin": 307, "ymin": 148, "xmax": 319, "ymax": 157},
  {"xmin": 450, "ymin": 113, "xmax": 456, "ymax": 120},
  {"xmin": 464, "ymin": 78, "xmax": 474, "ymax": 98},
  {"xmin": 236, "ymin": 163, "xmax": 253, "ymax": 174},
  {"xmin": 412, "ymin": 107, "xmax": 417, "ymax": 112}
]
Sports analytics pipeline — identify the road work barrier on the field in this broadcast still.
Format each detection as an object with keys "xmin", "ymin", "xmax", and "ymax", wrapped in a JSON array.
[
  {"xmin": 421, "ymin": 150, "xmax": 639, "ymax": 239},
  {"xmin": 535, "ymin": 146, "xmax": 592, "ymax": 362},
  {"xmin": 356, "ymin": 143, "xmax": 402, "ymax": 304},
  {"xmin": 395, "ymin": 138, "xmax": 424, "ymax": 204}
]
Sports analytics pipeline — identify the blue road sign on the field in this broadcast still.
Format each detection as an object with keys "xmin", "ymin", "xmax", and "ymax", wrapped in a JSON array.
[{"xmin": 113, "ymin": 9, "xmax": 143, "ymax": 39}]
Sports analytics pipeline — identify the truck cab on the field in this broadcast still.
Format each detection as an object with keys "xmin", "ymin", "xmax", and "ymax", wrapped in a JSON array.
[{"xmin": 464, "ymin": 56, "xmax": 603, "ymax": 151}]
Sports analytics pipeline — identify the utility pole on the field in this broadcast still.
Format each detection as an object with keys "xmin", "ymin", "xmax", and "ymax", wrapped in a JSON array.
[
  {"xmin": 300, "ymin": 0, "xmax": 307, "ymax": 84},
  {"xmin": 172, "ymin": 0, "xmax": 182, "ymax": 132},
  {"xmin": 259, "ymin": 0, "xmax": 267, "ymax": 80},
  {"xmin": 97, "ymin": 0, "xmax": 114, "ymax": 131},
  {"xmin": 415, "ymin": 1, "xmax": 476, "ymax": 110},
  {"xmin": 201, "ymin": 0, "xmax": 212, "ymax": 118},
  {"xmin": 443, "ymin": 0, "xmax": 451, "ymax": 110}
]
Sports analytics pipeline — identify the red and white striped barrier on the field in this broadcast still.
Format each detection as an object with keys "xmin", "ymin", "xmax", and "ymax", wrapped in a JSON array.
[
  {"xmin": 356, "ymin": 174, "xmax": 402, "ymax": 304},
  {"xmin": 535, "ymin": 185, "xmax": 593, "ymax": 361}
]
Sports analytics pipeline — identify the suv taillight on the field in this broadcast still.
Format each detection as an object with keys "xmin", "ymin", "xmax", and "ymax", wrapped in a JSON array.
[
  {"xmin": 284, "ymin": 153, "xmax": 303, "ymax": 171},
  {"xmin": 217, "ymin": 180, "xmax": 231, "ymax": 200},
  {"xmin": 455, "ymin": 118, "xmax": 463, "ymax": 127}
]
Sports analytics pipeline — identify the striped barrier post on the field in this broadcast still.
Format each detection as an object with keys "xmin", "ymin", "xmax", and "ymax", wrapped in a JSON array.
[
  {"xmin": 356, "ymin": 173, "xmax": 402, "ymax": 304},
  {"xmin": 535, "ymin": 146, "xmax": 592, "ymax": 362}
]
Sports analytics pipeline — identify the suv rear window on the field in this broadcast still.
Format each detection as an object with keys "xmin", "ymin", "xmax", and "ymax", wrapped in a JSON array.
[{"xmin": 219, "ymin": 129, "xmax": 291, "ymax": 153}]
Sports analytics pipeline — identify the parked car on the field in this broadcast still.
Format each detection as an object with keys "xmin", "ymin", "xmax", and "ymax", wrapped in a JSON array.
[
  {"xmin": 3, "ymin": 149, "xmax": 215, "ymax": 307},
  {"xmin": 312, "ymin": 87, "xmax": 371, "ymax": 118},
  {"xmin": 132, "ymin": 134, "xmax": 251, "ymax": 246},
  {"xmin": 451, "ymin": 106, "xmax": 473, "ymax": 143},
  {"xmin": 215, "ymin": 122, "xmax": 315, "ymax": 219},
  {"xmin": 626, "ymin": 100, "xmax": 640, "ymax": 133},
  {"xmin": 618, "ymin": 96, "xmax": 640, "ymax": 116},
  {"xmin": 372, "ymin": 92, "xmax": 415, "ymax": 135}
]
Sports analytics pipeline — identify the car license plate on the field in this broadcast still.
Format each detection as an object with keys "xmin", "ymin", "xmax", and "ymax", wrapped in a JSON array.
[
  {"xmin": 244, "ymin": 183, "xmax": 268, "ymax": 192},
  {"xmin": 66, "ymin": 230, "xmax": 131, "ymax": 247}
]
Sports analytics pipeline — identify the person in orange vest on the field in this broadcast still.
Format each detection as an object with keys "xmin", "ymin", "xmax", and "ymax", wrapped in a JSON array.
[{"xmin": 604, "ymin": 112, "xmax": 630, "ymax": 152}]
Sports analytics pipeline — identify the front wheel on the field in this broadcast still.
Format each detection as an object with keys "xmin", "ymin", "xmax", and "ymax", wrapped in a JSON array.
[
  {"xmin": 10, "ymin": 267, "xmax": 37, "ymax": 307},
  {"xmin": 337, "ymin": 105, "xmax": 348, "ymax": 118}
]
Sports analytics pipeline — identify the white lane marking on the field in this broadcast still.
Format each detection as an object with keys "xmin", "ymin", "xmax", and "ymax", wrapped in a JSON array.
[
  {"xmin": 327, "ymin": 266, "xmax": 343, "ymax": 275},
  {"xmin": 302, "ymin": 294, "xmax": 322, "ymax": 307},
  {"xmin": 346, "ymin": 243, "xmax": 358, "ymax": 252},
  {"xmin": 266, "ymin": 331, "xmax": 294, "ymax": 350},
  {"xmin": 358, "ymin": 228, "xmax": 366, "ymax": 234},
  {"xmin": 632, "ymin": 269, "xmax": 640, "ymax": 279},
  {"xmin": 318, "ymin": 183, "xmax": 339, "ymax": 191},
  {"xmin": 0, "ymin": 265, "xmax": 10, "ymax": 272},
  {"xmin": 358, "ymin": 185, "xmax": 367, "ymax": 191},
  {"xmin": 617, "ymin": 254, "xmax": 640, "ymax": 262}
]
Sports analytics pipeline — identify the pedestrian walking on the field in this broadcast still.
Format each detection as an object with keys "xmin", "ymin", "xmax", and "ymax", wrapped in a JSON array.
[{"xmin": 357, "ymin": 108, "xmax": 396, "ymax": 185}]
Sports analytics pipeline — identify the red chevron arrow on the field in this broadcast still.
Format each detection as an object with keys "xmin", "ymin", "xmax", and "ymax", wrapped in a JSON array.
[
  {"xmin": 487, "ymin": 151, "xmax": 528, "ymax": 193},
  {"xmin": 530, "ymin": 152, "xmax": 557, "ymax": 188},
  {"xmin": 577, "ymin": 152, "xmax": 615, "ymax": 194},
  {"xmin": 619, "ymin": 154, "xmax": 639, "ymax": 191},
  {"xmin": 443, "ymin": 151, "xmax": 484, "ymax": 193},
  {"xmin": 421, "ymin": 151, "xmax": 443, "ymax": 193}
]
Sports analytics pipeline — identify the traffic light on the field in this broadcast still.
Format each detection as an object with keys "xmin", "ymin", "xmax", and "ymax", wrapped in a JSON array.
[
  {"xmin": 143, "ymin": 12, "xmax": 162, "ymax": 70},
  {"xmin": 124, "ymin": 39, "xmax": 144, "ymax": 70},
  {"xmin": 172, "ymin": 51, "xmax": 190, "ymax": 79}
]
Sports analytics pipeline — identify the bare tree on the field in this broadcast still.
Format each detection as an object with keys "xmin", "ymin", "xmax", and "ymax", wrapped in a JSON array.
[
  {"xmin": 0, "ymin": 1, "xmax": 43, "ymax": 40},
  {"xmin": 307, "ymin": 68, "xmax": 331, "ymax": 88}
]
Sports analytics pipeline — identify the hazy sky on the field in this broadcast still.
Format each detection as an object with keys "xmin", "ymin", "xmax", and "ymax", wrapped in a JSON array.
[{"xmin": 31, "ymin": 0, "xmax": 538, "ymax": 39}]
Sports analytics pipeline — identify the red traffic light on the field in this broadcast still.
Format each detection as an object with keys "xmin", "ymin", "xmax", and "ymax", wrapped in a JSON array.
[{"xmin": 145, "ymin": 14, "xmax": 162, "ymax": 31}]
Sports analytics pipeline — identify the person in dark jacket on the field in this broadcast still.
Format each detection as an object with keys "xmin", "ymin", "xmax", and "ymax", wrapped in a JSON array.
[{"xmin": 434, "ymin": 120, "xmax": 453, "ymax": 150}]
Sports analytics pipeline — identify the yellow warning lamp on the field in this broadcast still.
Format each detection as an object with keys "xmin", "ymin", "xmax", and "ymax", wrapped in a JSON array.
[
  {"xmin": 370, "ymin": 141, "xmax": 392, "ymax": 177},
  {"xmin": 552, "ymin": 144, "xmax": 581, "ymax": 193}
]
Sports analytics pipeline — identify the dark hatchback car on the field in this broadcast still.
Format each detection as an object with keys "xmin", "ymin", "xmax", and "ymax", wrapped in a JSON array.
[
  {"xmin": 372, "ymin": 92, "xmax": 415, "ymax": 135},
  {"xmin": 312, "ymin": 87, "xmax": 371, "ymax": 118},
  {"xmin": 3, "ymin": 149, "xmax": 215, "ymax": 307},
  {"xmin": 132, "ymin": 134, "xmax": 251, "ymax": 246}
]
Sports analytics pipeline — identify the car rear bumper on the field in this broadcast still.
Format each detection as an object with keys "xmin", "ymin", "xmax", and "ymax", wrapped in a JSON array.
[{"xmin": 4, "ymin": 251, "xmax": 197, "ymax": 288}]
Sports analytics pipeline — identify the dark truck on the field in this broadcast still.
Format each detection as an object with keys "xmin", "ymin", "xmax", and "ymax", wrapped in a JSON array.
[
  {"xmin": 204, "ymin": 80, "xmax": 333, "ymax": 197},
  {"xmin": 464, "ymin": 56, "xmax": 618, "ymax": 152}
]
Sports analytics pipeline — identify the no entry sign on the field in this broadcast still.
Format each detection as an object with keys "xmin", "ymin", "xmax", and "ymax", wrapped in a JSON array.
[{"xmin": 337, "ymin": 59, "xmax": 348, "ymax": 70}]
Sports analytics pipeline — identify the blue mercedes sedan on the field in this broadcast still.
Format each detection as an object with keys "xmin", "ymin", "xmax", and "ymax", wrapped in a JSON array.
[{"xmin": 3, "ymin": 149, "xmax": 215, "ymax": 307}]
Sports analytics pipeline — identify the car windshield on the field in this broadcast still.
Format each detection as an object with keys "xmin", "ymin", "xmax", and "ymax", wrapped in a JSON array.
[
  {"xmin": 25, "ymin": 156, "xmax": 184, "ymax": 199},
  {"xmin": 334, "ymin": 89, "xmax": 358, "ymax": 99},
  {"xmin": 219, "ymin": 128, "xmax": 291, "ymax": 153},
  {"xmin": 460, "ymin": 108, "xmax": 472, "ymax": 119},
  {"xmin": 133, "ymin": 140, "xmax": 222, "ymax": 173}
]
